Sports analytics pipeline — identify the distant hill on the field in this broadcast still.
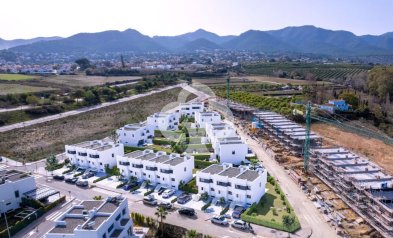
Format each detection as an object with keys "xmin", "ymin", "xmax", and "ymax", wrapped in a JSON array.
[
  {"xmin": 7, "ymin": 26, "xmax": 393, "ymax": 56},
  {"xmin": 0, "ymin": 36, "xmax": 62, "ymax": 50}
]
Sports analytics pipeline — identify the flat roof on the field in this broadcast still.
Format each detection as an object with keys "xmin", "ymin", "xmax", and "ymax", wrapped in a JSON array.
[
  {"xmin": 0, "ymin": 170, "xmax": 31, "ymax": 183},
  {"xmin": 49, "ymin": 217, "xmax": 86, "ymax": 234},
  {"xmin": 139, "ymin": 153, "xmax": 158, "ymax": 161},
  {"xmin": 164, "ymin": 157, "xmax": 186, "ymax": 166},
  {"xmin": 201, "ymin": 164, "xmax": 224, "ymax": 174},
  {"xmin": 237, "ymin": 170, "xmax": 261, "ymax": 182},
  {"xmin": 96, "ymin": 144, "xmax": 115, "ymax": 151},
  {"xmin": 150, "ymin": 155, "xmax": 171, "ymax": 163},
  {"xmin": 219, "ymin": 167, "xmax": 241, "ymax": 178},
  {"xmin": 80, "ymin": 200, "xmax": 105, "ymax": 210},
  {"xmin": 124, "ymin": 150, "xmax": 145, "ymax": 158},
  {"xmin": 84, "ymin": 215, "xmax": 109, "ymax": 230}
]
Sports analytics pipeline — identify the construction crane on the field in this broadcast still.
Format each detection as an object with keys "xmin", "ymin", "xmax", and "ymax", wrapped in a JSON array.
[{"xmin": 302, "ymin": 102, "xmax": 393, "ymax": 172}]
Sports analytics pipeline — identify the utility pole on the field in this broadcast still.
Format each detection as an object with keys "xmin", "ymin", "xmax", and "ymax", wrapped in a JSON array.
[
  {"xmin": 1, "ymin": 201, "xmax": 11, "ymax": 238},
  {"xmin": 303, "ymin": 101, "xmax": 311, "ymax": 172},
  {"xmin": 226, "ymin": 74, "xmax": 230, "ymax": 106}
]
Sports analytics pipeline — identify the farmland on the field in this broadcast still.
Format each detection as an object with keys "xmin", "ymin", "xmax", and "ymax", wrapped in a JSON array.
[
  {"xmin": 0, "ymin": 87, "xmax": 196, "ymax": 162},
  {"xmin": 0, "ymin": 83, "xmax": 55, "ymax": 95},
  {"xmin": 0, "ymin": 74, "xmax": 38, "ymax": 81},
  {"xmin": 243, "ymin": 63, "xmax": 371, "ymax": 81}
]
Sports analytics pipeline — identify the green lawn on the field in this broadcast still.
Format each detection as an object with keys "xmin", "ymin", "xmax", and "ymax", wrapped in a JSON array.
[
  {"xmin": 241, "ymin": 180, "xmax": 301, "ymax": 232},
  {"xmin": 0, "ymin": 83, "xmax": 55, "ymax": 95},
  {"xmin": 146, "ymin": 144, "xmax": 173, "ymax": 153},
  {"xmin": 0, "ymin": 74, "xmax": 38, "ymax": 81}
]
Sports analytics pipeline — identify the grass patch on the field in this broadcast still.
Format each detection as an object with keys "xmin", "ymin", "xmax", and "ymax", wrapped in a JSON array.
[
  {"xmin": 124, "ymin": 146, "xmax": 145, "ymax": 153},
  {"xmin": 0, "ymin": 74, "xmax": 38, "ymax": 81},
  {"xmin": 146, "ymin": 144, "xmax": 173, "ymax": 153},
  {"xmin": 195, "ymin": 160, "xmax": 216, "ymax": 169}
]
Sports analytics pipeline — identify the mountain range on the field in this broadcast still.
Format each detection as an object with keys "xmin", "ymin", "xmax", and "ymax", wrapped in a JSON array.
[{"xmin": 3, "ymin": 26, "xmax": 393, "ymax": 56}]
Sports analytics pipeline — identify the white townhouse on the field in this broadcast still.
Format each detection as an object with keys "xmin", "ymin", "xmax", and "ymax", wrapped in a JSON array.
[
  {"xmin": 116, "ymin": 150, "xmax": 194, "ymax": 189},
  {"xmin": 146, "ymin": 112, "xmax": 179, "ymax": 131},
  {"xmin": 65, "ymin": 140, "xmax": 124, "ymax": 172},
  {"xmin": 117, "ymin": 123, "xmax": 154, "ymax": 147},
  {"xmin": 196, "ymin": 163, "xmax": 267, "ymax": 205},
  {"xmin": 205, "ymin": 122, "xmax": 237, "ymax": 145},
  {"xmin": 45, "ymin": 196, "xmax": 134, "ymax": 238},
  {"xmin": 0, "ymin": 170, "xmax": 36, "ymax": 213},
  {"xmin": 216, "ymin": 137, "xmax": 248, "ymax": 165},
  {"xmin": 195, "ymin": 111, "xmax": 221, "ymax": 128},
  {"xmin": 177, "ymin": 102, "xmax": 204, "ymax": 116}
]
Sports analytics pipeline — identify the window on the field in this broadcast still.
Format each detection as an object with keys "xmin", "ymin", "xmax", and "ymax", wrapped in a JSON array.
[
  {"xmin": 218, "ymin": 191, "xmax": 221, "ymax": 194},
  {"xmin": 100, "ymin": 163, "xmax": 103, "ymax": 165},
  {"xmin": 124, "ymin": 133, "xmax": 126, "ymax": 136},
  {"xmin": 228, "ymin": 191, "xmax": 232, "ymax": 195},
  {"xmin": 232, "ymin": 150, "xmax": 236, "ymax": 155},
  {"xmin": 116, "ymin": 214, "xmax": 121, "ymax": 221},
  {"xmin": 112, "ymin": 153, "xmax": 114, "ymax": 157},
  {"xmin": 15, "ymin": 190, "xmax": 20, "ymax": 198},
  {"xmin": 171, "ymin": 178, "xmax": 175, "ymax": 181},
  {"xmin": 122, "ymin": 208, "xmax": 126, "ymax": 215},
  {"xmin": 210, "ymin": 188, "xmax": 215, "ymax": 191},
  {"xmin": 247, "ymin": 195, "xmax": 251, "ymax": 199},
  {"xmin": 156, "ymin": 175, "xmax": 160, "ymax": 179},
  {"xmin": 162, "ymin": 178, "xmax": 165, "ymax": 181},
  {"xmin": 236, "ymin": 194, "xmax": 239, "ymax": 198},
  {"xmin": 148, "ymin": 175, "xmax": 150, "ymax": 178},
  {"xmin": 102, "ymin": 234, "xmax": 107, "ymax": 238},
  {"xmin": 108, "ymin": 224, "xmax": 114, "ymax": 233},
  {"xmin": 201, "ymin": 187, "xmax": 204, "ymax": 191},
  {"xmin": 184, "ymin": 167, "xmax": 187, "ymax": 172}
]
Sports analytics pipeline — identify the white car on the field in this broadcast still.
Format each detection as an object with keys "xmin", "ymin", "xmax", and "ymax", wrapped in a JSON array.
[
  {"xmin": 162, "ymin": 189, "xmax": 175, "ymax": 198},
  {"xmin": 231, "ymin": 220, "xmax": 248, "ymax": 230},
  {"xmin": 211, "ymin": 215, "xmax": 229, "ymax": 226}
]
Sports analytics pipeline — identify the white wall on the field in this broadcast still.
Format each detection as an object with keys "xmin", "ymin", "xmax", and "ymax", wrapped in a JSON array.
[
  {"xmin": 218, "ymin": 142, "xmax": 248, "ymax": 165},
  {"xmin": 0, "ymin": 176, "xmax": 36, "ymax": 213}
]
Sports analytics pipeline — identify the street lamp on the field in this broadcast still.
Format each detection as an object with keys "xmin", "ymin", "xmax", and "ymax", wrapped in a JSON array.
[{"xmin": 1, "ymin": 200, "xmax": 11, "ymax": 238}]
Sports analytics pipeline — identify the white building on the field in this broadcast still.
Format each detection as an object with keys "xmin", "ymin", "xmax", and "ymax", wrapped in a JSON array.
[
  {"xmin": 117, "ymin": 123, "xmax": 154, "ymax": 147},
  {"xmin": 65, "ymin": 140, "xmax": 124, "ymax": 172},
  {"xmin": 177, "ymin": 102, "xmax": 204, "ymax": 116},
  {"xmin": 195, "ymin": 111, "xmax": 221, "ymax": 128},
  {"xmin": 196, "ymin": 163, "xmax": 267, "ymax": 205},
  {"xmin": 45, "ymin": 196, "xmax": 134, "ymax": 238},
  {"xmin": 146, "ymin": 112, "xmax": 179, "ymax": 131},
  {"xmin": 117, "ymin": 150, "xmax": 194, "ymax": 189},
  {"xmin": 0, "ymin": 170, "xmax": 36, "ymax": 213},
  {"xmin": 216, "ymin": 137, "xmax": 248, "ymax": 165},
  {"xmin": 205, "ymin": 122, "xmax": 237, "ymax": 145}
]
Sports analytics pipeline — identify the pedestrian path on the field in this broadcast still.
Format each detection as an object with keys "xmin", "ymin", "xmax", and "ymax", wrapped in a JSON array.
[{"xmin": 45, "ymin": 211, "xmax": 63, "ymax": 221}]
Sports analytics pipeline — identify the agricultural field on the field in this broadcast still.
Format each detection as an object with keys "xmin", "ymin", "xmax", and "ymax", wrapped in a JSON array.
[
  {"xmin": 0, "ymin": 83, "xmax": 55, "ymax": 95},
  {"xmin": 0, "ymin": 74, "xmax": 38, "ymax": 81},
  {"xmin": 0, "ymin": 87, "xmax": 196, "ymax": 162},
  {"xmin": 238, "ymin": 76, "xmax": 331, "ymax": 85},
  {"xmin": 243, "ymin": 63, "xmax": 371, "ymax": 81},
  {"xmin": 42, "ymin": 75, "xmax": 142, "ymax": 88}
]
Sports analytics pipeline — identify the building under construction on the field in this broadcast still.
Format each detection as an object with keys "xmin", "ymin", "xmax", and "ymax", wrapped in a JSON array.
[
  {"xmin": 310, "ymin": 147, "xmax": 393, "ymax": 237},
  {"xmin": 253, "ymin": 111, "xmax": 322, "ymax": 156}
]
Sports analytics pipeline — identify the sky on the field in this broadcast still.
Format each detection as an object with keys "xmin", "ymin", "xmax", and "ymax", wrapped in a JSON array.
[{"xmin": 1, "ymin": 0, "xmax": 393, "ymax": 40}]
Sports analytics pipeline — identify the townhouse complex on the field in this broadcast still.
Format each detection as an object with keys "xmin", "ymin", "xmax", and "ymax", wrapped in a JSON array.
[
  {"xmin": 196, "ymin": 163, "xmax": 267, "ymax": 205},
  {"xmin": 116, "ymin": 123, "xmax": 154, "ymax": 147},
  {"xmin": 65, "ymin": 140, "xmax": 124, "ymax": 172},
  {"xmin": 45, "ymin": 196, "xmax": 134, "ymax": 238},
  {"xmin": 117, "ymin": 150, "xmax": 194, "ymax": 189}
]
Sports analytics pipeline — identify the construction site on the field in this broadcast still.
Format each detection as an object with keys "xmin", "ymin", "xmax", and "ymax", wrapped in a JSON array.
[{"xmin": 210, "ymin": 98, "xmax": 391, "ymax": 238}]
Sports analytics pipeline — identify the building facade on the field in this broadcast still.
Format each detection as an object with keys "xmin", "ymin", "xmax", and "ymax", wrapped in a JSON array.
[
  {"xmin": 177, "ymin": 102, "xmax": 204, "ymax": 116},
  {"xmin": 216, "ymin": 137, "xmax": 248, "ymax": 165},
  {"xmin": 117, "ymin": 123, "xmax": 154, "ymax": 147},
  {"xmin": 45, "ymin": 196, "xmax": 134, "ymax": 238},
  {"xmin": 146, "ymin": 112, "xmax": 179, "ymax": 131},
  {"xmin": 116, "ymin": 150, "xmax": 194, "ymax": 189},
  {"xmin": 65, "ymin": 140, "xmax": 124, "ymax": 172},
  {"xmin": 195, "ymin": 111, "xmax": 221, "ymax": 128},
  {"xmin": 196, "ymin": 164, "xmax": 267, "ymax": 205}
]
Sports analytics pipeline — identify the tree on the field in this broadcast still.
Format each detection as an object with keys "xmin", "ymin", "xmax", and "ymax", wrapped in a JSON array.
[
  {"xmin": 93, "ymin": 195, "xmax": 103, "ymax": 200},
  {"xmin": 339, "ymin": 91, "xmax": 359, "ymax": 110},
  {"xmin": 155, "ymin": 206, "xmax": 168, "ymax": 237},
  {"xmin": 185, "ymin": 230, "xmax": 198, "ymax": 238},
  {"xmin": 282, "ymin": 214, "xmax": 295, "ymax": 237},
  {"xmin": 75, "ymin": 58, "xmax": 91, "ymax": 70},
  {"xmin": 219, "ymin": 197, "xmax": 226, "ymax": 205},
  {"xmin": 26, "ymin": 95, "xmax": 39, "ymax": 107},
  {"xmin": 200, "ymin": 192, "xmax": 209, "ymax": 202},
  {"xmin": 110, "ymin": 130, "xmax": 119, "ymax": 143},
  {"xmin": 46, "ymin": 155, "xmax": 58, "ymax": 167}
]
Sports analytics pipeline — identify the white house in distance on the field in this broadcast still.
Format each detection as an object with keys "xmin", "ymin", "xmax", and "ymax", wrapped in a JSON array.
[
  {"xmin": 216, "ymin": 137, "xmax": 248, "ymax": 165},
  {"xmin": 205, "ymin": 122, "xmax": 237, "ymax": 143},
  {"xmin": 65, "ymin": 140, "xmax": 124, "ymax": 172},
  {"xmin": 196, "ymin": 163, "xmax": 267, "ymax": 205},
  {"xmin": 195, "ymin": 111, "xmax": 221, "ymax": 128},
  {"xmin": 0, "ymin": 170, "xmax": 36, "ymax": 213},
  {"xmin": 116, "ymin": 150, "xmax": 194, "ymax": 189},
  {"xmin": 146, "ymin": 112, "xmax": 179, "ymax": 131},
  {"xmin": 116, "ymin": 123, "xmax": 154, "ymax": 147},
  {"xmin": 177, "ymin": 102, "xmax": 204, "ymax": 116},
  {"xmin": 44, "ymin": 196, "xmax": 134, "ymax": 238}
]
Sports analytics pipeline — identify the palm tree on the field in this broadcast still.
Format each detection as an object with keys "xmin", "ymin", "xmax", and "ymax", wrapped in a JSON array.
[
  {"xmin": 155, "ymin": 206, "xmax": 168, "ymax": 237},
  {"xmin": 110, "ymin": 130, "xmax": 119, "ymax": 143},
  {"xmin": 185, "ymin": 229, "xmax": 198, "ymax": 238},
  {"xmin": 282, "ymin": 214, "xmax": 295, "ymax": 238},
  {"xmin": 144, "ymin": 179, "xmax": 151, "ymax": 189}
]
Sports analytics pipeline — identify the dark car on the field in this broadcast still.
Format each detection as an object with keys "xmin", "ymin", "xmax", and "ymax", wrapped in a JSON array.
[
  {"xmin": 76, "ymin": 180, "xmax": 89, "ymax": 187},
  {"xmin": 53, "ymin": 175, "xmax": 65, "ymax": 181},
  {"xmin": 232, "ymin": 206, "xmax": 246, "ymax": 219},
  {"xmin": 65, "ymin": 177, "xmax": 78, "ymax": 184},
  {"xmin": 178, "ymin": 207, "xmax": 195, "ymax": 217},
  {"xmin": 177, "ymin": 194, "xmax": 192, "ymax": 204}
]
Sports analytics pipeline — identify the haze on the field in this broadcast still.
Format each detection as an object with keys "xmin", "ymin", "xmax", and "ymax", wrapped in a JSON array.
[{"xmin": 1, "ymin": 0, "xmax": 393, "ymax": 40}]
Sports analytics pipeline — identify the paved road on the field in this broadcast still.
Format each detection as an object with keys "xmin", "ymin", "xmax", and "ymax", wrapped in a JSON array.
[
  {"xmin": 0, "ymin": 105, "xmax": 33, "ymax": 113},
  {"xmin": 231, "ymin": 121, "xmax": 338, "ymax": 238},
  {"xmin": 0, "ymin": 83, "xmax": 187, "ymax": 133}
]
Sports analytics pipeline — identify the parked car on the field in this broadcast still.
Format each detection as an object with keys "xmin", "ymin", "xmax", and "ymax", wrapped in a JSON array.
[
  {"xmin": 143, "ymin": 195, "xmax": 157, "ymax": 206},
  {"xmin": 76, "ymin": 180, "xmax": 89, "ymax": 187},
  {"xmin": 53, "ymin": 175, "xmax": 65, "ymax": 181},
  {"xmin": 232, "ymin": 206, "xmax": 246, "ymax": 219},
  {"xmin": 211, "ymin": 216, "xmax": 229, "ymax": 226},
  {"xmin": 157, "ymin": 187, "xmax": 167, "ymax": 195},
  {"xmin": 65, "ymin": 177, "xmax": 78, "ymax": 184},
  {"xmin": 177, "ymin": 194, "xmax": 192, "ymax": 204},
  {"xmin": 158, "ymin": 202, "xmax": 173, "ymax": 210},
  {"xmin": 162, "ymin": 189, "xmax": 175, "ymax": 198},
  {"xmin": 231, "ymin": 220, "xmax": 248, "ymax": 230},
  {"xmin": 178, "ymin": 207, "xmax": 195, "ymax": 217}
]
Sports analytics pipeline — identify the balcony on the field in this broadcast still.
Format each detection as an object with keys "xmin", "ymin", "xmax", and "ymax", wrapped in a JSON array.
[
  {"xmin": 132, "ymin": 164, "xmax": 143, "ymax": 169},
  {"xmin": 78, "ymin": 152, "xmax": 87, "ymax": 156},
  {"xmin": 160, "ymin": 169, "xmax": 173, "ymax": 174},
  {"xmin": 119, "ymin": 161, "xmax": 130, "ymax": 166},
  {"xmin": 67, "ymin": 150, "xmax": 76, "ymax": 155},
  {"xmin": 217, "ymin": 181, "xmax": 231, "ymax": 187},
  {"xmin": 89, "ymin": 154, "xmax": 99, "ymax": 159},
  {"xmin": 235, "ymin": 185, "xmax": 250, "ymax": 190},
  {"xmin": 146, "ymin": 166, "xmax": 157, "ymax": 171},
  {"xmin": 199, "ymin": 178, "xmax": 213, "ymax": 184}
]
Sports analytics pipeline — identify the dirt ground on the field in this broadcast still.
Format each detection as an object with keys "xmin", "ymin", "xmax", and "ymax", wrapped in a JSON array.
[
  {"xmin": 312, "ymin": 122, "xmax": 393, "ymax": 175},
  {"xmin": 0, "ymin": 88, "xmax": 196, "ymax": 161},
  {"xmin": 43, "ymin": 75, "xmax": 142, "ymax": 87},
  {"xmin": 236, "ymin": 76, "xmax": 331, "ymax": 85}
]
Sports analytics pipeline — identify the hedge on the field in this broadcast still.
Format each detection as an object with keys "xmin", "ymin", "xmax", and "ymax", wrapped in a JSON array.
[
  {"xmin": 201, "ymin": 201, "xmax": 212, "ymax": 211},
  {"xmin": 171, "ymin": 197, "xmax": 178, "ymax": 203},
  {"xmin": 153, "ymin": 138, "xmax": 174, "ymax": 146},
  {"xmin": 195, "ymin": 160, "xmax": 216, "ymax": 169},
  {"xmin": 62, "ymin": 166, "xmax": 76, "ymax": 174},
  {"xmin": 241, "ymin": 213, "xmax": 301, "ymax": 233},
  {"xmin": 220, "ymin": 205, "xmax": 230, "ymax": 215},
  {"xmin": 45, "ymin": 163, "xmax": 64, "ymax": 171},
  {"xmin": 73, "ymin": 171, "xmax": 84, "ymax": 177},
  {"xmin": 93, "ymin": 175, "xmax": 111, "ymax": 183},
  {"xmin": 144, "ymin": 190, "xmax": 154, "ymax": 196},
  {"xmin": 116, "ymin": 181, "xmax": 128, "ymax": 189},
  {"xmin": 193, "ymin": 154, "xmax": 211, "ymax": 161},
  {"xmin": 130, "ymin": 185, "xmax": 141, "ymax": 192}
]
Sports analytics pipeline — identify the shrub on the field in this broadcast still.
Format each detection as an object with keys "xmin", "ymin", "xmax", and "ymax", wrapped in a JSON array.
[
  {"xmin": 93, "ymin": 175, "xmax": 111, "ymax": 183},
  {"xmin": 124, "ymin": 146, "xmax": 145, "ymax": 153},
  {"xmin": 171, "ymin": 197, "xmax": 177, "ymax": 203},
  {"xmin": 195, "ymin": 160, "xmax": 216, "ymax": 169},
  {"xmin": 73, "ymin": 171, "xmax": 84, "ymax": 177},
  {"xmin": 193, "ymin": 154, "xmax": 211, "ymax": 161},
  {"xmin": 130, "ymin": 185, "xmax": 141, "ymax": 192},
  {"xmin": 220, "ymin": 205, "xmax": 230, "ymax": 215},
  {"xmin": 152, "ymin": 138, "xmax": 174, "ymax": 146},
  {"xmin": 144, "ymin": 189, "xmax": 154, "ymax": 196},
  {"xmin": 202, "ymin": 201, "xmax": 212, "ymax": 211},
  {"xmin": 179, "ymin": 178, "xmax": 198, "ymax": 194}
]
